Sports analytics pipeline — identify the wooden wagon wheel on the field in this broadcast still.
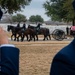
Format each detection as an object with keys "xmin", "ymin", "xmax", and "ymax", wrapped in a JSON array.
[{"xmin": 52, "ymin": 29, "xmax": 65, "ymax": 41}]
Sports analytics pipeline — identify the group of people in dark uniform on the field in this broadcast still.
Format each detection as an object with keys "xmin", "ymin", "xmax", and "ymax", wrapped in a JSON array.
[
  {"xmin": 17, "ymin": 22, "xmax": 26, "ymax": 28},
  {"xmin": 16, "ymin": 22, "xmax": 41, "ymax": 31},
  {"xmin": 17, "ymin": 22, "xmax": 26, "ymax": 30}
]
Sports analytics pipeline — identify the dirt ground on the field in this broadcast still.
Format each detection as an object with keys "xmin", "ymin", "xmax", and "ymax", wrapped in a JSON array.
[{"xmin": 9, "ymin": 40, "xmax": 71, "ymax": 75}]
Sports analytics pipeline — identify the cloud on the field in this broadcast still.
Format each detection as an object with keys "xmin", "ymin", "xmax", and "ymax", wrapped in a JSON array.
[
  {"xmin": 20, "ymin": 8, "xmax": 50, "ymax": 21},
  {"xmin": 17, "ymin": 0, "xmax": 50, "ymax": 21},
  {"xmin": 31, "ymin": 0, "xmax": 46, "ymax": 3}
]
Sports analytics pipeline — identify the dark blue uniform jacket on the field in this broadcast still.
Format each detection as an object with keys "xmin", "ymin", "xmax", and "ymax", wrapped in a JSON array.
[
  {"xmin": 0, "ymin": 47, "xmax": 19, "ymax": 75},
  {"xmin": 50, "ymin": 39, "xmax": 75, "ymax": 75}
]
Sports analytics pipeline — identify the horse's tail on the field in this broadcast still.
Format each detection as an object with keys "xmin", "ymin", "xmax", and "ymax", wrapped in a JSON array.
[
  {"xmin": 46, "ymin": 28, "xmax": 51, "ymax": 40},
  {"xmin": 46, "ymin": 28, "xmax": 50, "ymax": 35}
]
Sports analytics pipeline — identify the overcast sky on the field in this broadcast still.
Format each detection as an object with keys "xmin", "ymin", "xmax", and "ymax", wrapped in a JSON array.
[{"xmin": 19, "ymin": 0, "xmax": 50, "ymax": 21}]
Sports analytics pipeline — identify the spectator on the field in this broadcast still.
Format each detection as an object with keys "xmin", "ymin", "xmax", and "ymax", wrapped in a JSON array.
[
  {"xmin": 50, "ymin": 1, "xmax": 75, "ymax": 75},
  {"xmin": 0, "ymin": 27, "xmax": 19, "ymax": 75},
  {"xmin": 66, "ymin": 26, "xmax": 69, "ymax": 35}
]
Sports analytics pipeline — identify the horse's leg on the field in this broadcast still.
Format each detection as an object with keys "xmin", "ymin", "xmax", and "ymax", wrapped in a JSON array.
[
  {"xmin": 44, "ymin": 34, "xmax": 48, "ymax": 40},
  {"xmin": 21, "ymin": 34, "xmax": 25, "ymax": 41},
  {"xmin": 43, "ymin": 35, "xmax": 45, "ymax": 41},
  {"xmin": 30, "ymin": 35, "xmax": 32, "ymax": 40},
  {"xmin": 29, "ymin": 34, "xmax": 33, "ymax": 41},
  {"xmin": 49, "ymin": 34, "xmax": 51, "ymax": 40},
  {"xmin": 19, "ymin": 33, "xmax": 24, "ymax": 42},
  {"xmin": 30, "ymin": 35, "xmax": 33, "ymax": 41},
  {"xmin": 46, "ymin": 30, "xmax": 48, "ymax": 40},
  {"xmin": 14, "ymin": 34, "xmax": 16, "ymax": 41},
  {"xmin": 33, "ymin": 35, "xmax": 35, "ymax": 41},
  {"xmin": 46, "ymin": 36, "xmax": 48, "ymax": 40},
  {"xmin": 31, "ymin": 35, "xmax": 35, "ymax": 41},
  {"xmin": 11, "ymin": 34, "xmax": 13, "ymax": 40},
  {"xmin": 28, "ymin": 35, "xmax": 31, "ymax": 41},
  {"xmin": 20, "ymin": 33, "xmax": 23, "ymax": 42},
  {"xmin": 26, "ymin": 35, "xmax": 28, "ymax": 41},
  {"xmin": 45, "ymin": 35, "xmax": 48, "ymax": 40},
  {"xmin": 36, "ymin": 34, "xmax": 38, "ymax": 41},
  {"xmin": 17, "ymin": 35, "xmax": 20, "ymax": 41}
]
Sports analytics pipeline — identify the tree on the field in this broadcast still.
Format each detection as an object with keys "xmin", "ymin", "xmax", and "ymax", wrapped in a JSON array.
[
  {"xmin": 43, "ymin": 0, "xmax": 66, "ymax": 21},
  {"xmin": 63, "ymin": 0, "xmax": 75, "ymax": 25},
  {"xmin": 29, "ymin": 15, "xmax": 44, "ymax": 23},
  {"xmin": 0, "ymin": 0, "xmax": 31, "ymax": 13},
  {"xmin": 12, "ymin": 14, "xmax": 27, "ymax": 22},
  {"xmin": 43, "ymin": 0, "xmax": 75, "ymax": 25},
  {"xmin": 29, "ymin": 15, "xmax": 36, "ymax": 23}
]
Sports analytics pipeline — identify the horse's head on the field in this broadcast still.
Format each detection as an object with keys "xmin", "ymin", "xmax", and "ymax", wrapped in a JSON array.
[
  {"xmin": 28, "ymin": 25, "xmax": 31, "ymax": 28},
  {"xmin": 7, "ymin": 25, "xmax": 12, "ymax": 31},
  {"xmin": 7, "ymin": 25, "xmax": 10, "ymax": 31},
  {"xmin": 37, "ymin": 23, "xmax": 42, "ymax": 29}
]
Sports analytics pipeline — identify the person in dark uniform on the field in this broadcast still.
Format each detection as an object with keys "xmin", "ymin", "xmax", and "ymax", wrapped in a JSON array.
[
  {"xmin": 50, "ymin": 1, "xmax": 75, "ymax": 75},
  {"xmin": 37, "ymin": 23, "xmax": 41, "ymax": 29},
  {"xmin": 22, "ymin": 23, "xmax": 26, "ymax": 30},
  {"xmin": 66, "ymin": 26, "xmax": 69, "ymax": 35},
  {"xmin": 17, "ymin": 22, "xmax": 20, "ymax": 28},
  {"xmin": 0, "ymin": 27, "xmax": 19, "ymax": 75},
  {"xmin": 36, "ymin": 23, "xmax": 41, "ymax": 33}
]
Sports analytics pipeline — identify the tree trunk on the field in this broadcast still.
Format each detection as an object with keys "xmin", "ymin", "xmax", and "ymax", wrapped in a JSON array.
[{"xmin": 72, "ymin": 19, "xmax": 75, "ymax": 26}]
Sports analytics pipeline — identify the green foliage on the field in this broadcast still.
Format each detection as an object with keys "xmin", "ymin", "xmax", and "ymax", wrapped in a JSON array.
[
  {"xmin": 0, "ymin": 0, "xmax": 31, "ymax": 13},
  {"xmin": 29, "ymin": 15, "xmax": 44, "ymax": 23},
  {"xmin": 29, "ymin": 15, "xmax": 36, "ymax": 22},
  {"xmin": 12, "ymin": 14, "xmax": 27, "ymax": 22},
  {"xmin": 43, "ymin": 0, "xmax": 75, "ymax": 23},
  {"xmin": 62, "ymin": 0, "xmax": 75, "ymax": 21}
]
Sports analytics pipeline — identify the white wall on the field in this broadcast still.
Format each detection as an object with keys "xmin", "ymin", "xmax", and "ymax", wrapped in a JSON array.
[{"xmin": 0, "ymin": 23, "xmax": 71, "ymax": 34}]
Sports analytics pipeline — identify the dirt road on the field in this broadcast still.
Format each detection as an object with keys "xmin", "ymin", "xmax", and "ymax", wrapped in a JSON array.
[{"xmin": 9, "ymin": 40, "xmax": 72, "ymax": 75}]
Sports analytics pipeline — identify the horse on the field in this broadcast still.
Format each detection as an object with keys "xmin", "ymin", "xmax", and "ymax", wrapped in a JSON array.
[
  {"xmin": 28, "ymin": 24, "xmax": 51, "ymax": 40},
  {"xmin": 28, "ymin": 23, "xmax": 41, "ymax": 29},
  {"xmin": 38, "ymin": 27, "xmax": 51, "ymax": 40},
  {"xmin": 7, "ymin": 25, "xmax": 27, "ymax": 41},
  {"xmin": 28, "ymin": 24, "xmax": 41, "ymax": 40},
  {"xmin": 21, "ymin": 28, "xmax": 38, "ymax": 41}
]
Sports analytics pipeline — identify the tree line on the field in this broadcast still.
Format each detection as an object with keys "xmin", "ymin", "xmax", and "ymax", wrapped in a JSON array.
[
  {"xmin": 43, "ymin": 0, "xmax": 75, "ymax": 25},
  {"xmin": 2, "ymin": 14, "xmax": 44, "ymax": 23},
  {"xmin": 12, "ymin": 14, "xmax": 44, "ymax": 23},
  {"xmin": 0, "ymin": 0, "xmax": 75, "ymax": 25}
]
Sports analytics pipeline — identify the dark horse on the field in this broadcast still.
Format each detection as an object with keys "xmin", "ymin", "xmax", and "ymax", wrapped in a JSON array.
[
  {"xmin": 28, "ymin": 24, "xmax": 40, "ymax": 40},
  {"xmin": 38, "ymin": 27, "xmax": 51, "ymax": 40},
  {"xmin": 7, "ymin": 25, "xmax": 27, "ymax": 41},
  {"xmin": 20, "ymin": 28, "xmax": 38, "ymax": 41},
  {"xmin": 28, "ymin": 24, "xmax": 51, "ymax": 40}
]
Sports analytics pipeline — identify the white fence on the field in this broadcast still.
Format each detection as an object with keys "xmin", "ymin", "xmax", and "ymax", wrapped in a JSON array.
[
  {"xmin": 0, "ymin": 23, "xmax": 71, "ymax": 34},
  {"xmin": 30, "ymin": 24, "xmax": 71, "ymax": 34}
]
